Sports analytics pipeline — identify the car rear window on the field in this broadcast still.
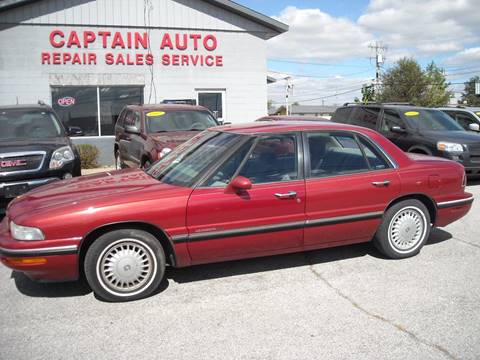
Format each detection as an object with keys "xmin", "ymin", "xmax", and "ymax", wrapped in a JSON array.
[{"xmin": 351, "ymin": 107, "xmax": 380, "ymax": 129}]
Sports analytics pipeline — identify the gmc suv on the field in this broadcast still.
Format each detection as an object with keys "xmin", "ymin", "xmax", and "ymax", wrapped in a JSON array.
[
  {"xmin": 114, "ymin": 104, "xmax": 218, "ymax": 169},
  {"xmin": 0, "ymin": 103, "xmax": 81, "ymax": 212},
  {"xmin": 332, "ymin": 103, "xmax": 480, "ymax": 177}
]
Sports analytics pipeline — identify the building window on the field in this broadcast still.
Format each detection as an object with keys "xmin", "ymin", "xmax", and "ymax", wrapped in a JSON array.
[
  {"xmin": 51, "ymin": 86, "xmax": 143, "ymax": 136},
  {"xmin": 197, "ymin": 90, "xmax": 225, "ymax": 122}
]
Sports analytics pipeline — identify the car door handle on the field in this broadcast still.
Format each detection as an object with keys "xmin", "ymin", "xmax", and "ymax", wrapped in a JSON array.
[
  {"xmin": 371, "ymin": 180, "xmax": 390, "ymax": 187},
  {"xmin": 274, "ymin": 191, "xmax": 297, "ymax": 199}
]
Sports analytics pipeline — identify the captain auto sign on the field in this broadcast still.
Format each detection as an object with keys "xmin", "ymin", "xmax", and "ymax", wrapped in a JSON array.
[{"xmin": 41, "ymin": 29, "xmax": 223, "ymax": 67}]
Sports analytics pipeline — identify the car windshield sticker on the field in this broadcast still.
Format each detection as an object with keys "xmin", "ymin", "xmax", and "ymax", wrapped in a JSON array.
[
  {"xmin": 404, "ymin": 111, "xmax": 419, "ymax": 116},
  {"xmin": 146, "ymin": 111, "xmax": 166, "ymax": 117}
]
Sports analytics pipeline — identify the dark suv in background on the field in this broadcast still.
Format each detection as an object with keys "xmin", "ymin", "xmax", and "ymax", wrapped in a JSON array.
[
  {"xmin": 332, "ymin": 103, "xmax": 480, "ymax": 177},
  {"xmin": 114, "ymin": 104, "xmax": 218, "ymax": 169},
  {"xmin": 0, "ymin": 103, "xmax": 81, "ymax": 211}
]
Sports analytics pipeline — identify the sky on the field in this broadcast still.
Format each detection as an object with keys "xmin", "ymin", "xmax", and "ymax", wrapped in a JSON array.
[{"xmin": 236, "ymin": 0, "xmax": 480, "ymax": 107}]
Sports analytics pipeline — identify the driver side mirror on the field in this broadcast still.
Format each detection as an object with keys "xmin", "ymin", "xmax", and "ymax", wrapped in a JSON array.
[
  {"xmin": 390, "ymin": 125, "xmax": 406, "ymax": 134},
  {"xmin": 468, "ymin": 123, "xmax": 480, "ymax": 132},
  {"xmin": 125, "ymin": 125, "xmax": 140, "ymax": 135},
  {"xmin": 227, "ymin": 176, "xmax": 252, "ymax": 192},
  {"xmin": 67, "ymin": 126, "xmax": 84, "ymax": 137}
]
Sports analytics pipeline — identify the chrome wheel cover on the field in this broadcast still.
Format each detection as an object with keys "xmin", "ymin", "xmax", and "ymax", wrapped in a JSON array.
[
  {"xmin": 388, "ymin": 206, "xmax": 427, "ymax": 254},
  {"xmin": 96, "ymin": 239, "xmax": 157, "ymax": 297}
]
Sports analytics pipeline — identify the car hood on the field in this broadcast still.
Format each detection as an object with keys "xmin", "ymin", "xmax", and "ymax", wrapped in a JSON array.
[
  {"xmin": 421, "ymin": 130, "xmax": 480, "ymax": 144},
  {"xmin": 7, "ymin": 168, "xmax": 177, "ymax": 217},
  {"xmin": 0, "ymin": 137, "xmax": 69, "ymax": 154},
  {"xmin": 149, "ymin": 131, "xmax": 200, "ymax": 148}
]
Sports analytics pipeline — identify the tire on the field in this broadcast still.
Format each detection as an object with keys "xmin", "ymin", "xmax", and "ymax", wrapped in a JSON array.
[
  {"xmin": 373, "ymin": 199, "xmax": 431, "ymax": 259},
  {"xmin": 84, "ymin": 229, "xmax": 166, "ymax": 302}
]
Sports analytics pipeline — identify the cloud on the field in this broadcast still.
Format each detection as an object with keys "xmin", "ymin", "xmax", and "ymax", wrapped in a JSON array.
[
  {"xmin": 358, "ymin": 0, "xmax": 480, "ymax": 55},
  {"xmin": 444, "ymin": 47, "xmax": 480, "ymax": 66},
  {"xmin": 268, "ymin": 6, "xmax": 374, "ymax": 61}
]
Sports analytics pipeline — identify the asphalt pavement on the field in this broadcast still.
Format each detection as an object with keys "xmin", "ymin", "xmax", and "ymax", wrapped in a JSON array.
[{"xmin": 1, "ymin": 181, "xmax": 479, "ymax": 360}]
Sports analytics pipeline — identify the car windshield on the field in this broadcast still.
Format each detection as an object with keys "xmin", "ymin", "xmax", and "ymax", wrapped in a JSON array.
[
  {"xmin": 146, "ymin": 131, "xmax": 245, "ymax": 187},
  {"xmin": 0, "ymin": 109, "xmax": 63, "ymax": 140},
  {"xmin": 146, "ymin": 110, "xmax": 217, "ymax": 133},
  {"xmin": 401, "ymin": 109, "xmax": 464, "ymax": 131}
]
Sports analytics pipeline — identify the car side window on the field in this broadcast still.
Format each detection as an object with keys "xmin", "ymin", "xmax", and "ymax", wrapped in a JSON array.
[
  {"xmin": 238, "ymin": 134, "xmax": 298, "ymax": 184},
  {"xmin": 124, "ymin": 110, "xmax": 134, "ymax": 127},
  {"xmin": 203, "ymin": 139, "xmax": 254, "ymax": 187},
  {"xmin": 134, "ymin": 111, "xmax": 141, "ymax": 130},
  {"xmin": 333, "ymin": 107, "xmax": 353, "ymax": 124},
  {"xmin": 382, "ymin": 109, "xmax": 405, "ymax": 131},
  {"xmin": 307, "ymin": 132, "xmax": 370, "ymax": 177},
  {"xmin": 357, "ymin": 136, "xmax": 390, "ymax": 170},
  {"xmin": 455, "ymin": 112, "xmax": 476, "ymax": 130},
  {"xmin": 116, "ymin": 110, "xmax": 126, "ymax": 127},
  {"xmin": 351, "ymin": 107, "xmax": 380, "ymax": 129}
]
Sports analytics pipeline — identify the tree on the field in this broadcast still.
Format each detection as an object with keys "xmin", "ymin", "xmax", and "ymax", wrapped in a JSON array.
[
  {"xmin": 275, "ymin": 105, "xmax": 286, "ymax": 115},
  {"xmin": 422, "ymin": 62, "xmax": 452, "ymax": 106},
  {"xmin": 377, "ymin": 58, "xmax": 452, "ymax": 106},
  {"xmin": 460, "ymin": 76, "xmax": 480, "ymax": 106}
]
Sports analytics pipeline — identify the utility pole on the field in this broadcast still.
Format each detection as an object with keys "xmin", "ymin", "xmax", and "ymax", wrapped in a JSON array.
[
  {"xmin": 369, "ymin": 42, "xmax": 387, "ymax": 95},
  {"xmin": 285, "ymin": 77, "xmax": 293, "ymax": 115}
]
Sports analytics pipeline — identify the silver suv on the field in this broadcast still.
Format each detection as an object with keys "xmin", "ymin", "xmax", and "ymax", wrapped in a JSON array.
[{"xmin": 437, "ymin": 106, "xmax": 480, "ymax": 132}]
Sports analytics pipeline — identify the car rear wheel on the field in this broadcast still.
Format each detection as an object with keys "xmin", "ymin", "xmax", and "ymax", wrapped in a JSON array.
[
  {"xmin": 373, "ymin": 199, "xmax": 431, "ymax": 259},
  {"xmin": 84, "ymin": 229, "xmax": 165, "ymax": 302}
]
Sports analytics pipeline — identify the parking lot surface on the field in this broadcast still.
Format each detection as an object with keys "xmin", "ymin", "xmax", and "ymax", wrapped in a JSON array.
[{"xmin": 1, "ymin": 182, "xmax": 479, "ymax": 360}]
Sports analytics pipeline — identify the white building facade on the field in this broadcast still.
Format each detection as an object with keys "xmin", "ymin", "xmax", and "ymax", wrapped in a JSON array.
[{"xmin": 0, "ymin": 0, "xmax": 287, "ymax": 164}]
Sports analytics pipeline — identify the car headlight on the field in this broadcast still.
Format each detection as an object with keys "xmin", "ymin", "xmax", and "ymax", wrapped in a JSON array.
[
  {"xmin": 437, "ymin": 142, "xmax": 464, "ymax": 152},
  {"xmin": 50, "ymin": 146, "xmax": 75, "ymax": 169},
  {"xmin": 10, "ymin": 221, "xmax": 44, "ymax": 241},
  {"xmin": 159, "ymin": 147, "xmax": 172, "ymax": 159}
]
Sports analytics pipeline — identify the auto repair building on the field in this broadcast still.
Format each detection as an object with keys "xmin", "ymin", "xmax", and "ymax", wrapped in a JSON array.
[{"xmin": 0, "ymin": 0, "xmax": 287, "ymax": 164}]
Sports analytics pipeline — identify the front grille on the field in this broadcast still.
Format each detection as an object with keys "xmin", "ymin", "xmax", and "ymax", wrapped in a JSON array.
[
  {"xmin": 469, "ymin": 144, "xmax": 480, "ymax": 163},
  {"xmin": 0, "ymin": 152, "xmax": 45, "ymax": 174}
]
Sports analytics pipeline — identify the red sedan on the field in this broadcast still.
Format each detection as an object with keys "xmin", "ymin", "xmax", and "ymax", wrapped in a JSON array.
[{"xmin": 0, "ymin": 121, "xmax": 473, "ymax": 302}]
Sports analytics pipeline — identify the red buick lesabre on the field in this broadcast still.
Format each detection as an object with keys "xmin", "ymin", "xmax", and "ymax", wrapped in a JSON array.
[{"xmin": 0, "ymin": 122, "xmax": 473, "ymax": 301}]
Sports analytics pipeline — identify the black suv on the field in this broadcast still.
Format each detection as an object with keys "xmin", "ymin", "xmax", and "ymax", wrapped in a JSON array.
[
  {"xmin": 332, "ymin": 103, "xmax": 480, "ymax": 177},
  {"xmin": 0, "ymin": 104, "xmax": 81, "ymax": 211}
]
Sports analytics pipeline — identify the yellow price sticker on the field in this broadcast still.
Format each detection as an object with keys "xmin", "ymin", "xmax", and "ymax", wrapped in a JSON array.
[
  {"xmin": 404, "ymin": 111, "xmax": 419, "ymax": 116},
  {"xmin": 146, "ymin": 111, "xmax": 165, "ymax": 117},
  {"xmin": 476, "ymin": 112, "xmax": 480, "ymax": 116}
]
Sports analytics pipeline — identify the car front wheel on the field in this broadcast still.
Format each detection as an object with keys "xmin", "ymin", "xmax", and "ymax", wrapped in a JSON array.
[
  {"xmin": 373, "ymin": 199, "xmax": 431, "ymax": 259},
  {"xmin": 84, "ymin": 229, "xmax": 166, "ymax": 302}
]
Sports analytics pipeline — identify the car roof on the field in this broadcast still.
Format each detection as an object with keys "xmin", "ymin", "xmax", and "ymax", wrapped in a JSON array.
[
  {"xmin": 341, "ymin": 103, "xmax": 434, "ymax": 111},
  {"xmin": 216, "ymin": 120, "xmax": 374, "ymax": 135},
  {"xmin": 0, "ymin": 103, "xmax": 53, "ymax": 111},
  {"xmin": 126, "ymin": 104, "xmax": 209, "ymax": 112},
  {"xmin": 437, "ymin": 106, "xmax": 480, "ymax": 112},
  {"xmin": 257, "ymin": 115, "xmax": 329, "ymax": 122}
]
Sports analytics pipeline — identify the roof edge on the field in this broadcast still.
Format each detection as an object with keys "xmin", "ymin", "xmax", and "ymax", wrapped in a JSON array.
[{"xmin": 0, "ymin": 0, "xmax": 289, "ymax": 36}]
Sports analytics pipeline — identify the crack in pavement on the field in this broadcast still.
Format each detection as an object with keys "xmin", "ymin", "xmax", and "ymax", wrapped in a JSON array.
[
  {"xmin": 452, "ymin": 236, "xmax": 480, "ymax": 249},
  {"xmin": 304, "ymin": 254, "xmax": 457, "ymax": 360}
]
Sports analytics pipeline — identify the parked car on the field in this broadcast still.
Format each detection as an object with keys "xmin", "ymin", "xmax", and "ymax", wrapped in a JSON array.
[
  {"xmin": 0, "ymin": 121, "xmax": 473, "ymax": 302},
  {"xmin": 0, "ymin": 103, "xmax": 81, "ymax": 212},
  {"xmin": 437, "ymin": 106, "xmax": 480, "ymax": 132},
  {"xmin": 256, "ymin": 115, "xmax": 329, "ymax": 122},
  {"xmin": 332, "ymin": 103, "xmax": 480, "ymax": 177},
  {"xmin": 114, "ymin": 104, "xmax": 219, "ymax": 169}
]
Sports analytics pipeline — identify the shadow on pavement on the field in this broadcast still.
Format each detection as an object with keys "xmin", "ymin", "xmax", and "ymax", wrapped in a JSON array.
[
  {"xmin": 11, "ymin": 271, "xmax": 91, "ymax": 298},
  {"xmin": 9, "ymin": 228, "xmax": 454, "ymax": 298}
]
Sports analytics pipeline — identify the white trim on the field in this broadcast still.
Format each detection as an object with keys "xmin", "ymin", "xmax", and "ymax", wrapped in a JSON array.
[
  {"xmin": 437, "ymin": 196, "xmax": 474, "ymax": 207},
  {"xmin": 96, "ymin": 86, "xmax": 101, "ymax": 137},
  {"xmin": 71, "ymin": 136, "xmax": 115, "ymax": 140}
]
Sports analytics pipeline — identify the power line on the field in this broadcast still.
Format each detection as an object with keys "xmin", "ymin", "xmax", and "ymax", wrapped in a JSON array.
[{"xmin": 268, "ymin": 69, "xmax": 373, "ymax": 79}]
